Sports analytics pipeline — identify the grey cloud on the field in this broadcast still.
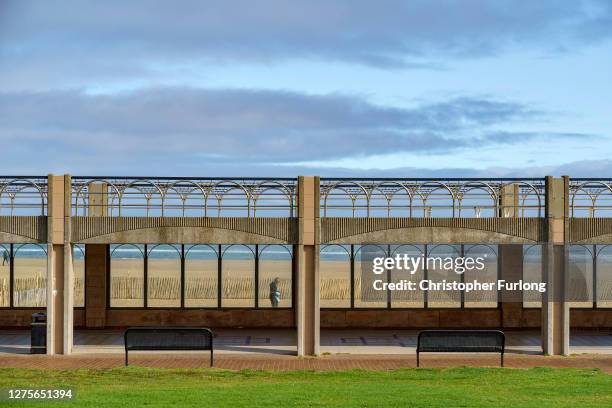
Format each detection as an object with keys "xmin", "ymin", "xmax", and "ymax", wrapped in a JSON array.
[
  {"xmin": 0, "ymin": 86, "xmax": 599, "ymax": 177},
  {"xmin": 0, "ymin": 0, "xmax": 611, "ymax": 89},
  {"xmin": 0, "ymin": 87, "xmax": 581, "ymax": 169}
]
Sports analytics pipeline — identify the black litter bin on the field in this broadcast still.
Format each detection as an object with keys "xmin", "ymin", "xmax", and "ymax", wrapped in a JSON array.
[{"xmin": 31, "ymin": 312, "xmax": 46, "ymax": 354}]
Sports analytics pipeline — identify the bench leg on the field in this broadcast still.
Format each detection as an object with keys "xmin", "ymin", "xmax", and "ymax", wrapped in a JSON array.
[
  {"xmin": 501, "ymin": 352, "xmax": 504, "ymax": 368},
  {"xmin": 210, "ymin": 350, "xmax": 214, "ymax": 367},
  {"xmin": 125, "ymin": 351, "xmax": 128, "ymax": 367},
  {"xmin": 416, "ymin": 351, "xmax": 420, "ymax": 368}
]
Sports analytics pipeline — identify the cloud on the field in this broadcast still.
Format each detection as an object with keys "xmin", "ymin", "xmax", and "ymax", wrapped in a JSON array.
[
  {"xmin": 0, "ymin": 0, "xmax": 611, "ymax": 89},
  {"xmin": 0, "ymin": 86, "xmax": 590, "ymax": 172}
]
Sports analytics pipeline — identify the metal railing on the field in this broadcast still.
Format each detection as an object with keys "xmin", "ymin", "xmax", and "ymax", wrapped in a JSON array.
[
  {"xmin": 0, "ymin": 177, "xmax": 48, "ymax": 216},
  {"xmin": 320, "ymin": 178, "xmax": 545, "ymax": 218},
  {"xmin": 570, "ymin": 179, "xmax": 612, "ymax": 218},
  {"xmin": 71, "ymin": 177, "xmax": 297, "ymax": 217}
]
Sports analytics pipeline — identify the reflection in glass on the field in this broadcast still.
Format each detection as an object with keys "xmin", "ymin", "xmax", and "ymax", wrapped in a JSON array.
[
  {"xmin": 73, "ymin": 245, "xmax": 85, "ymax": 307},
  {"xmin": 185, "ymin": 245, "xmax": 218, "ymax": 307},
  {"xmin": 320, "ymin": 245, "xmax": 351, "ymax": 308},
  {"xmin": 13, "ymin": 244, "xmax": 47, "ymax": 307},
  {"xmin": 147, "ymin": 245, "xmax": 181, "ymax": 307},
  {"xmin": 258, "ymin": 245, "xmax": 292, "ymax": 308},
  {"xmin": 110, "ymin": 244, "xmax": 144, "ymax": 307},
  {"xmin": 221, "ymin": 245, "xmax": 255, "ymax": 307}
]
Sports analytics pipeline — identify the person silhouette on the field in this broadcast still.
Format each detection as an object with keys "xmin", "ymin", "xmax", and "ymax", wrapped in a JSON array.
[{"xmin": 269, "ymin": 277, "xmax": 281, "ymax": 307}]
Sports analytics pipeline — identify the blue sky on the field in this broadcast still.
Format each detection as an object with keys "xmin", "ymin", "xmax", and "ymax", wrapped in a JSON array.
[{"xmin": 0, "ymin": 0, "xmax": 611, "ymax": 176}]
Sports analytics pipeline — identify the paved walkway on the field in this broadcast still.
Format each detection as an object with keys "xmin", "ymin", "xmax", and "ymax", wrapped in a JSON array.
[
  {"xmin": 0, "ymin": 353, "xmax": 611, "ymax": 373},
  {"xmin": 2, "ymin": 329, "xmax": 611, "ymax": 355}
]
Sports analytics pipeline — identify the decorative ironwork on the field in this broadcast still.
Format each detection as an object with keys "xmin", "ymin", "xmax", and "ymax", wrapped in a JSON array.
[
  {"xmin": 71, "ymin": 177, "xmax": 297, "ymax": 218},
  {"xmin": 0, "ymin": 177, "xmax": 48, "ymax": 216},
  {"xmin": 320, "ymin": 178, "xmax": 545, "ymax": 218},
  {"xmin": 570, "ymin": 179, "xmax": 612, "ymax": 218}
]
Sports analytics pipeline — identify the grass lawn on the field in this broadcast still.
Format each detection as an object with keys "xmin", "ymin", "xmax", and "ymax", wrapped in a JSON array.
[{"xmin": 0, "ymin": 367, "xmax": 610, "ymax": 407}]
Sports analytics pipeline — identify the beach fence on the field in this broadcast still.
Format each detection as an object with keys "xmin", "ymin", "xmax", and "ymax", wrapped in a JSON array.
[
  {"xmin": 0, "ymin": 277, "xmax": 84, "ymax": 307},
  {"xmin": 111, "ymin": 277, "xmax": 293, "ymax": 301}
]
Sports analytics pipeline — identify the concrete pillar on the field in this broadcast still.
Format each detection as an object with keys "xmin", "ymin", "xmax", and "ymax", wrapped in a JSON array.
[
  {"xmin": 499, "ymin": 183, "xmax": 519, "ymax": 218},
  {"xmin": 84, "ymin": 182, "xmax": 108, "ymax": 327},
  {"xmin": 296, "ymin": 176, "xmax": 320, "ymax": 356},
  {"xmin": 85, "ymin": 245, "xmax": 107, "ymax": 327},
  {"xmin": 498, "ymin": 185, "xmax": 523, "ymax": 326},
  {"xmin": 46, "ymin": 174, "xmax": 73, "ymax": 355},
  {"xmin": 542, "ymin": 176, "xmax": 569, "ymax": 355},
  {"xmin": 88, "ymin": 182, "xmax": 108, "ymax": 216},
  {"xmin": 499, "ymin": 245, "xmax": 524, "ymax": 327}
]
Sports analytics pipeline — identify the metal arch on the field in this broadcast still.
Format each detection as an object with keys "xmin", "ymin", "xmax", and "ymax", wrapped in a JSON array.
[
  {"xmin": 146, "ymin": 244, "xmax": 182, "ymax": 257},
  {"xmin": 251, "ymin": 181, "xmax": 295, "ymax": 217},
  {"xmin": 210, "ymin": 180, "xmax": 252, "ymax": 218},
  {"xmin": 389, "ymin": 244, "xmax": 425, "ymax": 256},
  {"xmin": 110, "ymin": 243, "xmax": 145, "ymax": 258},
  {"xmin": 569, "ymin": 181, "xmax": 612, "ymax": 218},
  {"xmin": 72, "ymin": 244, "xmax": 86, "ymax": 258},
  {"xmin": 523, "ymin": 244, "xmax": 542, "ymax": 257},
  {"xmin": 258, "ymin": 244, "xmax": 293, "ymax": 258},
  {"xmin": 119, "ymin": 180, "xmax": 165, "ymax": 217},
  {"xmin": 464, "ymin": 244, "xmax": 498, "ymax": 257},
  {"xmin": 165, "ymin": 180, "xmax": 208, "ymax": 217},
  {"xmin": 71, "ymin": 179, "xmax": 122, "ymax": 216},
  {"xmin": 87, "ymin": 180, "xmax": 123, "ymax": 217},
  {"xmin": 221, "ymin": 244, "xmax": 256, "ymax": 259},
  {"xmin": 353, "ymin": 244, "xmax": 389, "ymax": 257},
  {"xmin": 569, "ymin": 244, "xmax": 594, "ymax": 258},
  {"xmin": 184, "ymin": 244, "xmax": 220, "ymax": 258},
  {"xmin": 427, "ymin": 244, "xmax": 462, "ymax": 256},
  {"xmin": 71, "ymin": 182, "xmax": 88, "ymax": 216},
  {"xmin": 321, "ymin": 180, "xmax": 370, "ymax": 217},
  {"xmin": 456, "ymin": 182, "xmax": 499, "ymax": 218},
  {"xmin": 595, "ymin": 244, "xmax": 612, "ymax": 257},
  {"xmin": 320, "ymin": 244, "xmax": 352, "ymax": 257},
  {"xmin": 369, "ymin": 181, "xmax": 413, "ymax": 217},
  {"xmin": 509, "ymin": 181, "xmax": 544, "ymax": 218},
  {"xmin": 415, "ymin": 181, "xmax": 457, "ymax": 217},
  {"xmin": 13, "ymin": 243, "xmax": 48, "ymax": 256},
  {"xmin": 0, "ymin": 178, "xmax": 47, "ymax": 215}
]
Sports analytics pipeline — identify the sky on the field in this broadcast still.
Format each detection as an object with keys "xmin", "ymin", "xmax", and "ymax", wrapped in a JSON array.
[{"xmin": 0, "ymin": 0, "xmax": 611, "ymax": 177}]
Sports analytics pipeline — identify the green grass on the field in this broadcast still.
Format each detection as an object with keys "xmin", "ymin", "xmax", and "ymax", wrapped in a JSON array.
[{"xmin": 0, "ymin": 367, "xmax": 610, "ymax": 407}]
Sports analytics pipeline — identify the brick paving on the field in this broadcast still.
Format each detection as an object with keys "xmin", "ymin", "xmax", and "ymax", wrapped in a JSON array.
[{"xmin": 0, "ymin": 353, "xmax": 611, "ymax": 372}]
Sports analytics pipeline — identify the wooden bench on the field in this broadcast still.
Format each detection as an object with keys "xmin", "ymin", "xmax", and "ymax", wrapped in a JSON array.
[
  {"xmin": 417, "ymin": 330, "xmax": 505, "ymax": 367},
  {"xmin": 124, "ymin": 327, "xmax": 214, "ymax": 366}
]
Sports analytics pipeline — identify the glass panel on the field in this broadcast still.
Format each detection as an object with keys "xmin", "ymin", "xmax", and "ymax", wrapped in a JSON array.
[
  {"xmin": 568, "ymin": 245, "xmax": 593, "ymax": 308},
  {"xmin": 110, "ymin": 244, "xmax": 144, "ymax": 307},
  {"xmin": 0, "ymin": 244, "xmax": 10, "ymax": 307},
  {"xmin": 354, "ymin": 245, "xmax": 387, "ymax": 308},
  {"xmin": 147, "ymin": 245, "xmax": 181, "ymax": 308},
  {"xmin": 258, "ymin": 245, "xmax": 292, "ymax": 308},
  {"xmin": 464, "ymin": 245, "xmax": 498, "ymax": 308},
  {"xmin": 73, "ymin": 245, "xmax": 85, "ymax": 307},
  {"xmin": 390, "ymin": 245, "xmax": 424, "ymax": 308},
  {"xmin": 597, "ymin": 245, "xmax": 612, "ymax": 308},
  {"xmin": 221, "ymin": 245, "xmax": 255, "ymax": 307},
  {"xmin": 523, "ymin": 245, "xmax": 542, "ymax": 308},
  {"xmin": 185, "ymin": 245, "xmax": 218, "ymax": 307},
  {"xmin": 320, "ymin": 245, "xmax": 351, "ymax": 308},
  {"xmin": 13, "ymin": 244, "xmax": 47, "ymax": 307},
  {"xmin": 427, "ymin": 245, "xmax": 461, "ymax": 308}
]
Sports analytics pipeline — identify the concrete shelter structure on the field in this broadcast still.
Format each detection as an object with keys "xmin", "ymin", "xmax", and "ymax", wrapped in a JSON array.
[{"xmin": 0, "ymin": 175, "xmax": 611, "ymax": 357}]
